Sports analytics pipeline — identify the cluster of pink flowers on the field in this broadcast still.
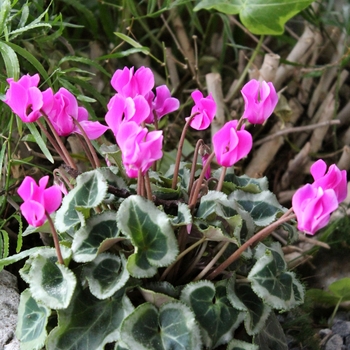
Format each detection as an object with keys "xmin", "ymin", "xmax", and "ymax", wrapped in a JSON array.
[
  {"xmin": 5, "ymin": 74, "xmax": 108, "ymax": 139},
  {"xmin": 292, "ymin": 160, "xmax": 347, "ymax": 235},
  {"xmin": 105, "ymin": 66, "xmax": 179, "ymax": 177},
  {"xmin": 5, "ymin": 68, "xmax": 347, "ymax": 236}
]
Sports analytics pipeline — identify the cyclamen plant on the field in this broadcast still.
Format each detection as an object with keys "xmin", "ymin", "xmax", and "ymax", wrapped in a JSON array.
[{"xmin": 1, "ymin": 67, "xmax": 347, "ymax": 350}]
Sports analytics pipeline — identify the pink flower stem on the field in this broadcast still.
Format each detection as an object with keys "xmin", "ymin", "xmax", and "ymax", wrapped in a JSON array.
[
  {"xmin": 76, "ymin": 134, "xmax": 95, "ymax": 167},
  {"xmin": 40, "ymin": 114, "xmax": 77, "ymax": 170},
  {"xmin": 236, "ymin": 116, "xmax": 246, "ymax": 130},
  {"xmin": 206, "ymin": 211, "xmax": 296, "ymax": 280},
  {"xmin": 144, "ymin": 171, "xmax": 153, "ymax": 201},
  {"xmin": 72, "ymin": 119, "xmax": 100, "ymax": 168},
  {"xmin": 216, "ymin": 166, "xmax": 227, "ymax": 192},
  {"xmin": 188, "ymin": 139, "xmax": 204, "ymax": 195},
  {"xmin": 36, "ymin": 119, "xmax": 71, "ymax": 167},
  {"xmin": 45, "ymin": 212, "xmax": 64, "ymax": 265},
  {"xmin": 137, "ymin": 169, "xmax": 145, "ymax": 197},
  {"xmin": 171, "ymin": 112, "xmax": 199, "ymax": 189},
  {"xmin": 188, "ymin": 152, "xmax": 215, "ymax": 209}
]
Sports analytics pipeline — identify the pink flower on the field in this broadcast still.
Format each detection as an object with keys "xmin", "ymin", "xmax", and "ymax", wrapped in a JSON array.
[
  {"xmin": 186, "ymin": 90, "xmax": 216, "ymax": 130},
  {"xmin": 105, "ymin": 94, "xmax": 150, "ymax": 137},
  {"xmin": 292, "ymin": 184, "xmax": 338, "ymax": 235},
  {"xmin": 241, "ymin": 79, "xmax": 278, "ymax": 124},
  {"xmin": 212, "ymin": 120, "xmax": 252, "ymax": 167},
  {"xmin": 116, "ymin": 121, "xmax": 163, "ymax": 178},
  {"xmin": 5, "ymin": 74, "xmax": 43, "ymax": 122},
  {"xmin": 310, "ymin": 159, "xmax": 347, "ymax": 203},
  {"xmin": 18, "ymin": 176, "xmax": 62, "ymax": 227},
  {"xmin": 111, "ymin": 66, "xmax": 154, "ymax": 98},
  {"xmin": 151, "ymin": 85, "xmax": 179, "ymax": 122},
  {"xmin": 42, "ymin": 88, "xmax": 108, "ymax": 139}
]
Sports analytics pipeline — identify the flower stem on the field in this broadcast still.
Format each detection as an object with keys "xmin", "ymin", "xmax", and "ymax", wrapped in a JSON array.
[
  {"xmin": 207, "ymin": 211, "xmax": 296, "ymax": 280},
  {"xmin": 171, "ymin": 112, "xmax": 199, "ymax": 189},
  {"xmin": 160, "ymin": 236, "xmax": 206, "ymax": 281},
  {"xmin": 144, "ymin": 171, "xmax": 153, "ymax": 201},
  {"xmin": 41, "ymin": 114, "xmax": 77, "ymax": 170},
  {"xmin": 188, "ymin": 152, "xmax": 215, "ymax": 209},
  {"xmin": 193, "ymin": 241, "xmax": 229, "ymax": 281},
  {"xmin": 45, "ymin": 212, "xmax": 64, "ymax": 265},
  {"xmin": 188, "ymin": 139, "xmax": 204, "ymax": 195},
  {"xmin": 73, "ymin": 119, "xmax": 100, "ymax": 168},
  {"xmin": 216, "ymin": 166, "xmax": 227, "ymax": 192}
]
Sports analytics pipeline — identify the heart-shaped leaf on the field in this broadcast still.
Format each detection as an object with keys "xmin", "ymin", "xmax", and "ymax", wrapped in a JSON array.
[
  {"xmin": 227, "ymin": 278, "xmax": 271, "ymax": 335},
  {"xmin": 16, "ymin": 289, "xmax": 51, "ymax": 350},
  {"xmin": 72, "ymin": 211, "xmax": 121, "ymax": 263},
  {"xmin": 121, "ymin": 301, "xmax": 202, "ymax": 350},
  {"xmin": 227, "ymin": 339, "xmax": 259, "ymax": 350},
  {"xmin": 229, "ymin": 190, "xmax": 284, "ymax": 227},
  {"xmin": 55, "ymin": 170, "xmax": 108, "ymax": 232},
  {"xmin": 194, "ymin": 0, "xmax": 313, "ymax": 35},
  {"xmin": 82, "ymin": 252, "xmax": 129, "ymax": 299},
  {"xmin": 181, "ymin": 280, "xmax": 244, "ymax": 348},
  {"xmin": 46, "ymin": 285, "xmax": 134, "ymax": 350},
  {"xmin": 28, "ymin": 253, "xmax": 77, "ymax": 309},
  {"xmin": 117, "ymin": 195, "xmax": 179, "ymax": 278},
  {"xmin": 248, "ymin": 242, "xmax": 304, "ymax": 310}
]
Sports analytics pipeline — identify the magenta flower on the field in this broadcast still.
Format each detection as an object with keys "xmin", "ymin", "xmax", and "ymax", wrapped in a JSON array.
[
  {"xmin": 111, "ymin": 66, "xmax": 154, "ymax": 98},
  {"xmin": 5, "ymin": 74, "xmax": 43, "ymax": 122},
  {"xmin": 185, "ymin": 90, "xmax": 216, "ymax": 130},
  {"xmin": 212, "ymin": 120, "xmax": 252, "ymax": 167},
  {"xmin": 149, "ymin": 85, "xmax": 179, "ymax": 122},
  {"xmin": 116, "ymin": 121, "xmax": 163, "ymax": 178},
  {"xmin": 18, "ymin": 176, "xmax": 62, "ymax": 227},
  {"xmin": 310, "ymin": 159, "xmax": 347, "ymax": 203},
  {"xmin": 42, "ymin": 88, "xmax": 108, "ymax": 139},
  {"xmin": 292, "ymin": 184, "xmax": 338, "ymax": 235},
  {"xmin": 105, "ymin": 94, "xmax": 150, "ymax": 137},
  {"xmin": 241, "ymin": 79, "xmax": 278, "ymax": 124}
]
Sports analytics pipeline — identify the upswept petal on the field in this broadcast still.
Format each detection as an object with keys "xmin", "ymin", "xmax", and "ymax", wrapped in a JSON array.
[
  {"xmin": 43, "ymin": 186, "xmax": 63, "ymax": 214},
  {"xmin": 77, "ymin": 120, "xmax": 108, "ymax": 140}
]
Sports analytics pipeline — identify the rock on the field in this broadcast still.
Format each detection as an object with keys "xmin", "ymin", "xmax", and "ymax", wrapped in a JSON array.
[
  {"xmin": 332, "ymin": 321, "xmax": 350, "ymax": 338},
  {"xmin": 325, "ymin": 334, "xmax": 344, "ymax": 350},
  {"xmin": 0, "ymin": 270, "xmax": 20, "ymax": 350}
]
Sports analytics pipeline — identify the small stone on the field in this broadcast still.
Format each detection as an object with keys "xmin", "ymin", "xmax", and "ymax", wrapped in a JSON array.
[
  {"xmin": 320, "ymin": 328, "xmax": 333, "ymax": 339},
  {"xmin": 325, "ymin": 334, "xmax": 344, "ymax": 350},
  {"xmin": 332, "ymin": 321, "xmax": 350, "ymax": 338}
]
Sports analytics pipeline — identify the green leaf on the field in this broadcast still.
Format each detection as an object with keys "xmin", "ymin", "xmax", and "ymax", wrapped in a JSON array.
[
  {"xmin": 55, "ymin": 170, "xmax": 108, "ymax": 232},
  {"xmin": 117, "ymin": 195, "xmax": 179, "ymax": 278},
  {"xmin": 193, "ymin": 0, "xmax": 314, "ymax": 35},
  {"xmin": 26, "ymin": 122, "xmax": 54, "ymax": 163},
  {"xmin": 248, "ymin": 242, "xmax": 304, "ymax": 310},
  {"xmin": 224, "ymin": 173, "xmax": 269, "ymax": 193},
  {"xmin": 306, "ymin": 289, "xmax": 340, "ymax": 306},
  {"xmin": 46, "ymin": 285, "xmax": 134, "ymax": 350},
  {"xmin": 5, "ymin": 42, "xmax": 49, "ymax": 81},
  {"xmin": 0, "ymin": 0, "xmax": 10, "ymax": 37},
  {"xmin": 0, "ymin": 229, "xmax": 9, "ymax": 259},
  {"xmin": 72, "ymin": 211, "xmax": 121, "ymax": 262},
  {"xmin": 121, "ymin": 302, "xmax": 202, "ymax": 350},
  {"xmin": 59, "ymin": 56, "xmax": 111, "ymax": 77},
  {"xmin": 230, "ymin": 190, "xmax": 284, "ymax": 227},
  {"xmin": 115, "ymin": 32, "xmax": 150, "ymax": 55},
  {"xmin": 0, "ymin": 40, "xmax": 20, "ymax": 80},
  {"xmin": 254, "ymin": 312, "xmax": 288, "ymax": 349},
  {"xmin": 171, "ymin": 202, "xmax": 192, "ymax": 227},
  {"xmin": 227, "ymin": 278, "xmax": 271, "ymax": 335},
  {"xmin": 28, "ymin": 252, "xmax": 76, "ymax": 309},
  {"xmin": 82, "ymin": 252, "xmax": 129, "ymax": 299},
  {"xmin": 227, "ymin": 339, "xmax": 259, "ymax": 350},
  {"xmin": 328, "ymin": 277, "xmax": 350, "ymax": 300},
  {"xmin": 0, "ymin": 247, "xmax": 42, "ymax": 271},
  {"xmin": 16, "ymin": 289, "xmax": 51, "ymax": 350},
  {"xmin": 139, "ymin": 286, "xmax": 177, "ymax": 308},
  {"xmin": 181, "ymin": 280, "xmax": 244, "ymax": 348}
]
